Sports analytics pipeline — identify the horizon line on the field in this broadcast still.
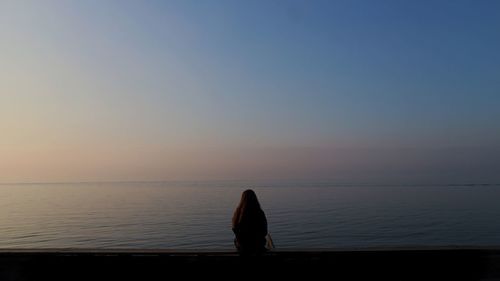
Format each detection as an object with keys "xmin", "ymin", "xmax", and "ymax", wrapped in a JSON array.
[{"xmin": 0, "ymin": 180, "xmax": 499, "ymax": 187}]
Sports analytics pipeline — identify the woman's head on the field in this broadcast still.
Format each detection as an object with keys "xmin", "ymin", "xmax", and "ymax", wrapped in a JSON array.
[
  {"xmin": 240, "ymin": 189, "xmax": 260, "ymax": 208},
  {"xmin": 232, "ymin": 189, "xmax": 262, "ymax": 226}
]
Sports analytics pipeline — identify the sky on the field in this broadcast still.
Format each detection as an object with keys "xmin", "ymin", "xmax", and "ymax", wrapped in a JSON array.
[{"xmin": 1, "ymin": 0, "xmax": 499, "ymax": 183}]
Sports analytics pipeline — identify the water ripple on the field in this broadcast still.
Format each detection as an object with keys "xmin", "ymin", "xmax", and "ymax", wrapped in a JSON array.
[{"xmin": 1, "ymin": 182, "xmax": 500, "ymax": 248}]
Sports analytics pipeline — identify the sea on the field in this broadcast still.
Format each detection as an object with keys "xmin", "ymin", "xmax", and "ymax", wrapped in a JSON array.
[{"xmin": 1, "ymin": 181, "xmax": 499, "ymax": 249}]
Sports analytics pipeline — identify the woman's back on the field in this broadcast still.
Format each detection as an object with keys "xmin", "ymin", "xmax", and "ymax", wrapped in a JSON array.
[{"xmin": 232, "ymin": 190, "xmax": 268, "ymax": 253}]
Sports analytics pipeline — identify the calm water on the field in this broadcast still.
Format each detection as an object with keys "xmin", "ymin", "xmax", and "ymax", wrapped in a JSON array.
[{"xmin": 1, "ymin": 181, "xmax": 500, "ymax": 249}]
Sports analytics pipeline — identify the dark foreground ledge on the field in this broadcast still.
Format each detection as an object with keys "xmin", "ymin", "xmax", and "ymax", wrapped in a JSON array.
[{"xmin": 1, "ymin": 247, "xmax": 500, "ymax": 280}]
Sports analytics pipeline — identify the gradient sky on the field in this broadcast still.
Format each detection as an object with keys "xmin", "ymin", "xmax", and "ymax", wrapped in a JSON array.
[{"xmin": 1, "ymin": 0, "xmax": 499, "ymax": 183}]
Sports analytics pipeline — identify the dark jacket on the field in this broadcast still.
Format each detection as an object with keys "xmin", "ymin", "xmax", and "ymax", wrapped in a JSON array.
[{"xmin": 232, "ymin": 209, "xmax": 268, "ymax": 253}]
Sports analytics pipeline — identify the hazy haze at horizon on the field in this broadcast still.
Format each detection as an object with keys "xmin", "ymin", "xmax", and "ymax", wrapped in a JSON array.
[{"xmin": 1, "ymin": 0, "xmax": 500, "ymax": 183}]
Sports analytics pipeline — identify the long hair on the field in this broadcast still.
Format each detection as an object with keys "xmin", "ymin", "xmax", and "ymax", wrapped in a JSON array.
[{"xmin": 232, "ymin": 189, "xmax": 262, "ymax": 227}]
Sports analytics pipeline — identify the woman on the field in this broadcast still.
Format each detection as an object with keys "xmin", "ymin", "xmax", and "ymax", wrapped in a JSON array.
[{"xmin": 232, "ymin": 189, "xmax": 268, "ymax": 253}]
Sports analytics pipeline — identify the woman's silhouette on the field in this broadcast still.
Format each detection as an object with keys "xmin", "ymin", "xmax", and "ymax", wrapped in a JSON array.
[{"xmin": 232, "ymin": 189, "xmax": 268, "ymax": 254}]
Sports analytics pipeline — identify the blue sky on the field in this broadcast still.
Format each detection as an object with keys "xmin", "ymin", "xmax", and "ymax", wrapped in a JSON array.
[{"xmin": 1, "ymin": 0, "xmax": 499, "ymax": 183}]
